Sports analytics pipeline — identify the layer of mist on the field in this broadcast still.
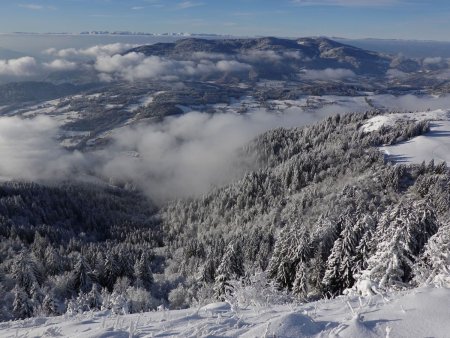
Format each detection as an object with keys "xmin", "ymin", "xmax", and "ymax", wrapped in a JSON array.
[{"xmin": 1, "ymin": 93, "xmax": 449, "ymax": 202}]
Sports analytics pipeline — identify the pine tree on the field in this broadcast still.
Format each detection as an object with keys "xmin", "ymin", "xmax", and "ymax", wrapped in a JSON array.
[
  {"xmin": 268, "ymin": 222, "xmax": 310, "ymax": 291},
  {"xmin": 363, "ymin": 200, "xmax": 439, "ymax": 288},
  {"xmin": 322, "ymin": 238, "xmax": 343, "ymax": 296},
  {"xmin": 322, "ymin": 215, "xmax": 358, "ymax": 296},
  {"xmin": 110, "ymin": 291, "xmax": 129, "ymax": 315},
  {"xmin": 414, "ymin": 222, "xmax": 450, "ymax": 286},
  {"xmin": 0, "ymin": 278, "xmax": 11, "ymax": 322},
  {"xmin": 13, "ymin": 286, "xmax": 33, "ymax": 319},
  {"xmin": 338, "ymin": 221, "xmax": 357, "ymax": 290},
  {"xmin": 268, "ymin": 232, "xmax": 293, "ymax": 289},
  {"xmin": 11, "ymin": 251, "xmax": 42, "ymax": 294},
  {"xmin": 134, "ymin": 254, "xmax": 153, "ymax": 291},
  {"xmin": 198, "ymin": 254, "xmax": 216, "ymax": 283},
  {"xmin": 103, "ymin": 254, "xmax": 120, "ymax": 291},
  {"xmin": 292, "ymin": 261, "xmax": 308, "ymax": 299},
  {"xmin": 214, "ymin": 242, "xmax": 244, "ymax": 299},
  {"xmin": 31, "ymin": 233, "xmax": 49, "ymax": 262},
  {"xmin": 352, "ymin": 215, "xmax": 376, "ymax": 277},
  {"xmin": 72, "ymin": 254, "xmax": 93, "ymax": 293},
  {"xmin": 44, "ymin": 247, "xmax": 63, "ymax": 276},
  {"xmin": 30, "ymin": 282, "xmax": 44, "ymax": 314},
  {"xmin": 87, "ymin": 283, "xmax": 102, "ymax": 310},
  {"xmin": 42, "ymin": 293, "xmax": 58, "ymax": 316}
]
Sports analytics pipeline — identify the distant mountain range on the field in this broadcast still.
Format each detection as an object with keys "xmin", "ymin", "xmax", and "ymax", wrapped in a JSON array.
[
  {"xmin": 128, "ymin": 37, "xmax": 421, "ymax": 76},
  {"xmin": 9, "ymin": 31, "xmax": 228, "ymax": 37}
]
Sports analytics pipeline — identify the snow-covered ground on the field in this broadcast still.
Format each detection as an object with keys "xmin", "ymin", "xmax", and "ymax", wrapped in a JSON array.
[
  {"xmin": 126, "ymin": 92, "xmax": 166, "ymax": 112},
  {"xmin": 383, "ymin": 120, "xmax": 450, "ymax": 164},
  {"xmin": 1, "ymin": 287, "xmax": 449, "ymax": 337},
  {"xmin": 363, "ymin": 109, "xmax": 450, "ymax": 164}
]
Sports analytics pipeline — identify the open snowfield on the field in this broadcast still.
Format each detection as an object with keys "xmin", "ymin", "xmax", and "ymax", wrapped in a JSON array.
[
  {"xmin": 383, "ymin": 120, "xmax": 450, "ymax": 164},
  {"xmin": 1, "ymin": 287, "xmax": 449, "ymax": 338},
  {"xmin": 363, "ymin": 109, "xmax": 450, "ymax": 165}
]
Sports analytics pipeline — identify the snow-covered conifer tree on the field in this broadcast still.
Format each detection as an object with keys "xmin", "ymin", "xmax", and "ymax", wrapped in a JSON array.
[
  {"xmin": 214, "ymin": 242, "xmax": 244, "ymax": 299},
  {"xmin": 13, "ymin": 286, "xmax": 33, "ymax": 319}
]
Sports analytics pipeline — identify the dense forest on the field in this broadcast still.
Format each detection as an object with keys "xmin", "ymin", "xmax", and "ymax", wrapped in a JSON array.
[{"xmin": 0, "ymin": 110, "xmax": 449, "ymax": 320}]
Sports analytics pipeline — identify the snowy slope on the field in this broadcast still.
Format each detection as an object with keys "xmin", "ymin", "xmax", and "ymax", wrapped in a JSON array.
[
  {"xmin": 1, "ymin": 287, "xmax": 449, "ymax": 338},
  {"xmin": 363, "ymin": 109, "xmax": 450, "ymax": 164},
  {"xmin": 383, "ymin": 120, "xmax": 450, "ymax": 164}
]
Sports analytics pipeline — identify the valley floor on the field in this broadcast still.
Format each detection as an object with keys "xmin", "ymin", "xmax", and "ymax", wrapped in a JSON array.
[{"xmin": 1, "ymin": 286, "xmax": 449, "ymax": 338}]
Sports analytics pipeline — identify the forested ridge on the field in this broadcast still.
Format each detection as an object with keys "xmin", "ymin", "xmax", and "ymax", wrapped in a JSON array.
[{"xmin": 1, "ymin": 110, "xmax": 449, "ymax": 320}]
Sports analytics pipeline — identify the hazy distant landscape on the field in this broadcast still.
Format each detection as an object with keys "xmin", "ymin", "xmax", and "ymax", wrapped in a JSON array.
[{"xmin": 3, "ymin": 32, "xmax": 450, "ymax": 58}]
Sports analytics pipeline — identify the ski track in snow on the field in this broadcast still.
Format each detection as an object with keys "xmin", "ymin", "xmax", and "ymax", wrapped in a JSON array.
[{"xmin": 0, "ymin": 287, "xmax": 449, "ymax": 338}]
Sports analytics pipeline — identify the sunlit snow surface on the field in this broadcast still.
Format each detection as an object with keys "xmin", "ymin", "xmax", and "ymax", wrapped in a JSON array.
[
  {"xmin": 0, "ymin": 287, "xmax": 449, "ymax": 337},
  {"xmin": 363, "ymin": 109, "xmax": 450, "ymax": 164}
]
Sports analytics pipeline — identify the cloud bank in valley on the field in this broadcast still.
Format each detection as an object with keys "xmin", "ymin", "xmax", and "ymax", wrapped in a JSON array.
[
  {"xmin": 44, "ymin": 43, "xmax": 139, "ymax": 60},
  {"xmin": 0, "ymin": 43, "xmax": 141, "ymax": 81},
  {"xmin": 301, "ymin": 68, "xmax": 356, "ymax": 80},
  {"xmin": 0, "ymin": 56, "xmax": 39, "ymax": 77},
  {"xmin": 0, "ymin": 116, "xmax": 86, "ymax": 181},
  {"xmin": 0, "ymin": 57, "xmax": 89, "ymax": 81},
  {"xmin": 0, "ymin": 90, "xmax": 450, "ymax": 201},
  {"xmin": 0, "ymin": 42, "xmax": 368, "ymax": 83},
  {"xmin": 373, "ymin": 94, "xmax": 450, "ymax": 112},
  {"xmin": 100, "ymin": 108, "xmax": 333, "ymax": 201},
  {"xmin": 0, "ymin": 107, "xmax": 332, "ymax": 202},
  {"xmin": 94, "ymin": 53, "xmax": 252, "ymax": 82},
  {"xmin": 0, "ymin": 43, "xmax": 256, "ymax": 82}
]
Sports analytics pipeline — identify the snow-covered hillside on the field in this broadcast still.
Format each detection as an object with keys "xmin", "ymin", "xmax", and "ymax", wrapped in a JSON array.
[
  {"xmin": 1, "ymin": 286, "xmax": 448, "ymax": 338},
  {"xmin": 363, "ymin": 109, "xmax": 450, "ymax": 164}
]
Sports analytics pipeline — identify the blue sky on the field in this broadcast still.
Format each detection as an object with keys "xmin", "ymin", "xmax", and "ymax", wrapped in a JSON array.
[{"xmin": 1, "ymin": 0, "xmax": 450, "ymax": 40}]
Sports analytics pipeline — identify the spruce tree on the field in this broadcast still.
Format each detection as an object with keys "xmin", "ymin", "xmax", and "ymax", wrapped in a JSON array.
[
  {"xmin": 72, "ymin": 254, "xmax": 93, "ymax": 293},
  {"xmin": 414, "ymin": 222, "xmax": 450, "ymax": 286},
  {"xmin": 363, "ymin": 200, "xmax": 439, "ymax": 288},
  {"xmin": 42, "ymin": 293, "xmax": 58, "ymax": 316},
  {"xmin": 134, "ymin": 254, "xmax": 153, "ymax": 291},
  {"xmin": 214, "ymin": 242, "xmax": 244, "ymax": 299},
  {"xmin": 13, "ymin": 286, "xmax": 33, "ymax": 319}
]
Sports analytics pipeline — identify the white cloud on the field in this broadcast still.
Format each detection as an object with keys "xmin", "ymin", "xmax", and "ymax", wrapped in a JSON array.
[
  {"xmin": 3, "ymin": 45, "xmax": 255, "ymax": 82},
  {"xmin": 386, "ymin": 68, "xmax": 409, "ymax": 79},
  {"xmin": 0, "ymin": 108, "xmax": 334, "ymax": 202},
  {"xmin": 100, "ymin": 108, "xmax": 332, "ymax": 202},
  {"xmin": 0, "ymin": 116, "xmax": 86, "ymax": 181},
  {"xmin": 283, "ymin": 51, "xmax": 303, "ymax": 60},
  {"xmin": 176, "ymin": 1, "xmax": 204, "ymax": 9},
  {"xmin": 216, "ymin": 60, "xmax": 252, "ymax": 73},
  {"xmin": 0, "ymin": 56, "xmax": 39, "ymax": 77},
  {"xmin": 18, "ymin": 3, "xmax": 55, "ymax": 10},
  {"xmin": 190, "ymin": 52, "xmax": 229, "ymax": 60},
  {"xmin": 44, "ymin": 43, "xmax": 138, "ymax": 60},
  {"xmin": 423, "ymin": 57, "xmax": 443, "ymax": 65},
  {"xmin": 301, "ymin": 68, "xmax": 356, "ymax": 80},
  {"xmin": 94, "ymin": 53, "xmax": 252, "ymax": 82},
  {"xmin": 373, "ymin": 94, "xmax": 450, "ymax": 111},
  {"xmin": 240, "ymin": 50, "xmax": 283, "ymax": 63},
  {"xmin": 18, "ymin": 4, "xmax": 44, "ymax": 10},
  {"xmin": 0, "ymin": 56, "xmax": 81, "ymax": 80},
  {"xmin": 43, "ymin": 59, "xmax": 78, "ymax": 71}
]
